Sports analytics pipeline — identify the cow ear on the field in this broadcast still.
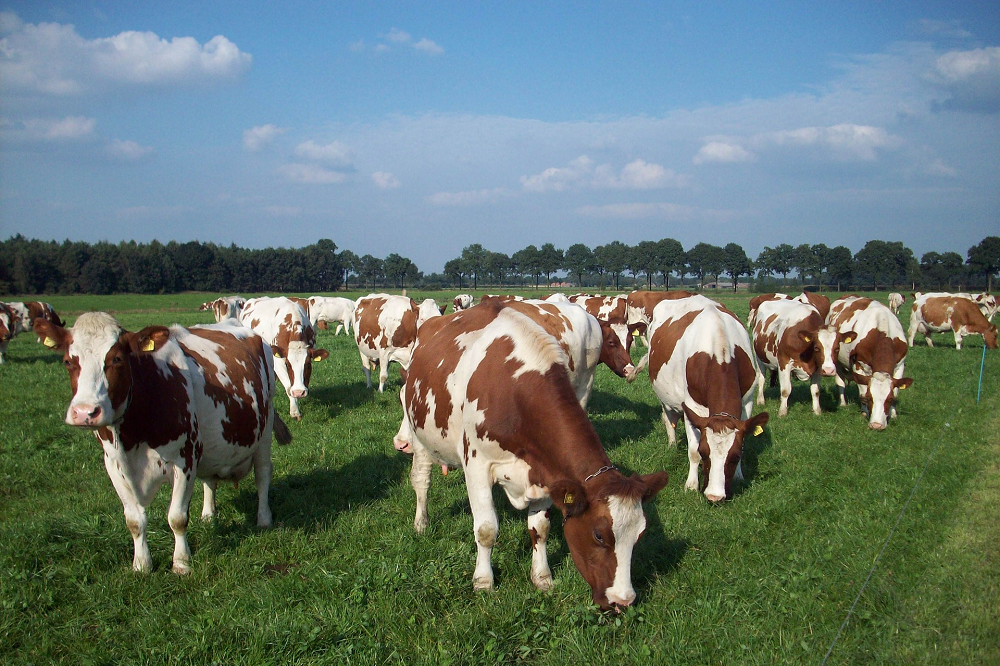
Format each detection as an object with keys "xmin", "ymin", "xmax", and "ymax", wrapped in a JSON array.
[
  {"xmin": 628, "ymin": 322, "xmax": 647, "ymax": 337},
  {"xmin": 744, "ymin": 411, "xmax": 770, "ymax": 437},
  {"xmin": 130, "ymin": 326, "xmax": 170, "ymax": 354},
  {"xmin": 895, "ymin": 377, "xmax": 914, "ymax": 390},
  {"xmin": 852, "ymin": 371, "xmax": 871, "ymax": 386},
  {"xmin": 682, "ymin": 403, "xmax": 709, "ymax": 430},
  {"xmin": 798, "ymin": 330, "xmax": 813, "ymax": 345},
  {"xmin": 549, "ymin": 479, "xmax": 588, "ymax": 518},
  {"xmin": 33, "ymin": 318, "xmax": 70, "ymax": 351},
  {"xmin": 637, "ymin": 471, "xmax": 670, "ymax": 502},
  {"xmin": 841, "ymin": 331, "xmax": 857, "ymax": 344},
  {"xmin": 310, "ymin": 348, "xmax": 329, "ymax": 362}
]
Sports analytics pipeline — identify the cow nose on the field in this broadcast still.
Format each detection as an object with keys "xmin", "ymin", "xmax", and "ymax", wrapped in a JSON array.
[
  {"xmin": 869, "ymin": 421, "xmax": 886, "ymax": 431},
  {"xmin": 705, "ymin": 493, "xmax": 725, "ymax": 503},
  {"xmin": 605, "ymin": 590, "xmax": 636, "ymax": 609},
  {"xmin": 290, "ymin": 389, "xmax": 307, "ymax": 398},
  {"xmin": 822, "ymin": 368, "xmax": 837, "ymax": 377},
  {"xmin": 70, "ymin": 404, "xmax": 101, "ymax": 425}
]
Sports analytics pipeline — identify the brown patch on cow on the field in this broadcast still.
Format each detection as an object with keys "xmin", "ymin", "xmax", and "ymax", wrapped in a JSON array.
[
  {"xmin": 800, "ymin": 292, "xmax": 831, "ymax": 321},
  {"xmin": 626, "ymin": 290, "xmax": 695, "ymax": 324},
  {"xmin": 829, "ymin": 296, "xmax": 872, "ymax": 329},
  {"xmin": 648, "ymin": 310, "xmax": 700, "ymax": 382},
  {"xmin": 391, "ymin": 308, "xmax": 418, "ymax": 348},
  {"xmin": 684, "ymin": 351, "xmax": 747, "ymax": 418},
  {"xmin": 403, "ymin": 309, "xmax": 471, "ymax": 435}
]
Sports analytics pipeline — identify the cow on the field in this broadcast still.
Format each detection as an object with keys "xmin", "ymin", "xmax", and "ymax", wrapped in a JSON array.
[
  {"xmin": 644, "ymin": 295, "xmax": 769, "ymax": 502},
  {"xmin": 0, "ymin": 302, "xmax": 15, "ymax": 364},
  {"xmin": 568, "ymin": 294, "xmax": 635, "ymax": 352},
  {"xmin": 543, "ymin": 293, "xmax": 571, "ymax": 303},
  {"xmin": 5, "ymin": 300, "xmax": 65, "ymax": 336},
  {"xmin": 480, "ymin": 294, "xmax": 524, "ymax": 303},
  {"xmin": 887, "ymin": 292, "xmax": 905, "ymax": 315},
  {"xmin": 625, "ymin": 290, "xmax": 695, "ymax": 347},
  {"xmin": 306, "ymin": 296, "xmax": 356, "ymax": 335},
  {"xmin": 751, "ymin": 299, "xmax": 827, "ymax": 417},
  {"xmin": 913, "ymin": 291, "xmax": 997, "ymax": 322},
  {"xmin": 747, "ymin": 292, "xmax": 830, "ymax": 327},
  {"xmin": 199, "ymin": 296, "xmax": 246, "ymax": 323},
  {"xmin": 452, "ymin": 294, "xmax": 474, "ymax": 311},
  {"xmin": 907, "ymin": 294, "xmax": 998, "ymax": 350},
  {"xmin": 419, "ymin": 298, "xmax": 447, "ymax": 319},
  {"xmin": 34, "ymin": 312, "xmax": 291, "ymax": 574},
  {"xmin": 353, "ymin": 294, "xmax": 441, "ymax": 392},
  {"xmin": 392, "ymin": 301, "xmax": 669, "ymax": 610},
  {"xmin": 240, "ymin": 297, "xmax": 329, "ymax": 420},
  {"xmin": 822, "ymin": 296, "xmax": 913, "ymax": 429}
]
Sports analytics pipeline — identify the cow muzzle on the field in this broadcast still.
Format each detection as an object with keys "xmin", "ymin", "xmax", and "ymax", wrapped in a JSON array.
[
  {"xmin": 68, "ymin": 404, "xmax": 105, "ymax": 427},
  {"xmin": 290, "ymin": 388, "xmax": 308, "ymax": 398}
]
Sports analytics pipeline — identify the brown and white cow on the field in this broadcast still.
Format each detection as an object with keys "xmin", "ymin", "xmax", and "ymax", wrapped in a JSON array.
[
  {"xmin": 353, "ymin": 294, "xmax": 441, "ymax": 392},
  {"xmin": 823, "ymin": 296, "xmax": 913, "ymax": 429},
  {"xmin": 751, "ymin": 299, "xmax": 827, "ymax": 416},
  {"xmin": 452, "ymin": 294, "xmax": 474, "ymax": 311},
  {"xmin": 34, "ymin": 313, "xmax": 290, "ymax": 574},
  {"xmin": 568, "ymin": 293, "xmax": 636, "ymax": 351},
  {"xmin": 645, "ymin": 295, "xmax": 768, "ymax": 502},
  {"xmin": 6, "ymin": 300, "xmax": 65, "ymax": 336},
  {"xmin": 240, "ymin": 297, "xmax": 329, "ymax": 420},
  {"xmin": 0, "ymin": 302, "xmax": 15, "ymax": 364},
  {"xmin": 306, "ymin": 296, "xmax": 356, "ymax": 335},
  {"xmin": 393, "ymin": 301, "xmax": 669, "ymax": 609},
  {"xmin": 508, "ymin": 300, "xmax": 634, "ymax": 409},
  {"xmin": 913, "ymin": 291, "xmax": 997, "ymax": 322},
  {"xmin": 480, "ymin": 294, "xmax": 525, "ymax": 303},
  {"xmin": 625, "ymin": 290, "xmax": 695, "ymax": 348},
  {"xmin": 199, "ymin": 296, "xmax": 246, "ymax": 323},
  {"xmin": 887, "ymin": 292, "xmax": 905, "ymax": 315},
  {"xmin": 747, "ymin": 292, "xmax": 830, "ymax": 326},
  {"xmin": 907, "ymin": 294, "xmax": 998, "ymax": 350}
]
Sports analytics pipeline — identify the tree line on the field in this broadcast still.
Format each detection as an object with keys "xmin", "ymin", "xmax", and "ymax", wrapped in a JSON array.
[{"xmin": 1, "ymin": 234, "xmax": 997, "ymax": 296}]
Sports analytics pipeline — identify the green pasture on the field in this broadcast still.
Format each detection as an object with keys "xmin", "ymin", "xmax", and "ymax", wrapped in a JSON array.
[{"xmin": 1, "ymin": 291, "xmax": 997, "ymax": 665}]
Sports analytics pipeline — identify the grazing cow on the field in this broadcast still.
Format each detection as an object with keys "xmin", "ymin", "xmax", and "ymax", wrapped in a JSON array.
[
  {"xmin": 353, "ymin": 294, "xmax": 441, "ymax": 392},
  {"xmin": 199, "ymin": 296, "xmax": 246, "ymax": 323},
  {"xmin": 0, "ymin": 302, "xmax": 15, "ymax": 364},
  {"xmin": 34, "ymin": 313, "xmax": 290, "ymax": 574},
  {"xmin": 907, "ymin": 294, "xmax": 998, "ymax": 350},
  {"xmin": 393, "ymin": 301, "xmax": 669, "ymax": 609},
  {"xmin": 747, "ymin": 292, "xmax": 829, "ymax": 326},
  {"xmin": 509, "ymin": 300, "xmax": 635, "ymax": 409},
  {"xmin": 452, "ymin": 294, "xmax": 474, "ymax": 311},
  {"xmin": 307, "ymin": 296, "xmax": 356, "ymax": 335},
  {"xmin": 751, "ymin": 299, "xmax": 827, "ymax": 416},
  {"xmin": 913, "ymin": 291, "xmax": 997, "ymax": 322},
  {"xmin": 568, "ymin": 294, "xmax": 635, "ymax": 351},
  {"xmin": 625, "ymin": 290, "xmax": 695, "ymax": 347},
  {"xmin": 887, "ymin": 292, "xmax": 905, "ymax": 315},
  {"xmin": 823, "ymin": 296, "xmax": 913, "ymax": 429},
  {"xmin": 240, "ymin": 297, "xmax": 329, "ymax": 420},
  {"xmin": 543, "ymin": 293, "xmax": 571, "ymax": 303},
  {"xmin": 6, "ymin": 300, "xmax": 65, "ymax": 336},
  {"xmin": 645, "ymin": 295, "xmax": 768, "ymax": 502}
]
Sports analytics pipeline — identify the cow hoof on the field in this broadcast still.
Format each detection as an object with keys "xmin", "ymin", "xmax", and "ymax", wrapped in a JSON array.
[
  {"xmin": 414, "ymin": 517, "xmax": 429, "ymax": 533},
  {"xmin": 684, "ymin": 478, "xmax": 698, "ymax": 492},
  {"xmin": 293, "ymin": 415, "xmax": 302, "ymax": 422},
  {"xmin": 778, "ymin": 408, "xmax": 788, "ymax": 417},
  {"xmin": 473, "ymin": 576, "xmax": 494, "ymax": 591},
  {"xmin": 531, "ymin": 574, "xmax": 554, "ymax": 591},
  {"xmin": 172, "ymin": 562, "xmax": 192, "ymax": 576}
]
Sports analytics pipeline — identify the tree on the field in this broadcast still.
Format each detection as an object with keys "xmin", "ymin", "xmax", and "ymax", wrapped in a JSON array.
[
  {"xmin": 444, "ymin": 258, "xmax": 467, "ymax": 289},
  {"xmin": 686, "ymin": 242, "xmax": 725, "ymax": 289},
  {"xmin": 513, "ymin": 245, "xmax": 542, "ymax": 288},
  {"xmin": 359, "ymin": 254, "xmax": 384, "ymax": 289},
  {"xmin": 968, "ymin": 236, "xmax": 1000, "ymax": 291},
  {"xmin": 722, "ymin": 243, "xmax": 752, "ymax": 291},
  {"xmin": 632, "ymin": 240, "xmax": 662, "ymax": 290},
  {"xmin": 773, "ymin": 244, "xmax": 794, "ymax": 283},
  {"xmin": 485, "ymin": 251, "xmax": 514, "ymax": 287},
  {"xmin": 563, "ymin": 243, "xmax": 594, "ymax": 288},
  {"xmin": 461, "ymin": 244, "xmax": 488, "ymax": 289},
  {"xmin": 594, "ymin": 241, "xmax": 628, "ymax": 290},
  {"xmin": 824, "ymin": 246, "xmax": 853, "ymax": 291},
  {"xmin": 384, "ymin": 253, "xmax": 414, "ymax": 289},
  {"xmin": 538, "ymin": 243, "xmax": 564, "ymax": 286},
  {"xmin": 339, "ymin": 249, "xmax": 359, "ymax": 289},
  {"xmin": 303, "ymin": 239, "xmax": 340, "ymax": 292},
  {"xmin": 657, "ymin": 238, "xmax": 685, "ymax": 289}
]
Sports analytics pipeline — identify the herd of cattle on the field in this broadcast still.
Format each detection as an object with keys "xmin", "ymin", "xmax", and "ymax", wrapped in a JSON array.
[{"xmin": 0, "ymin": 287, "xmax": 996, "ymax": 610}]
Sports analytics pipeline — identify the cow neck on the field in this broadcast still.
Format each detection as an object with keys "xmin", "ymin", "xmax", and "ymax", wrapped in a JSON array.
[
  {"xmin": 522, "ymin": 399, "xmax": 613, "ymax": 490},
  {"xmin": 115, "ymin": 352, "xmax": 191, "ymax": 451}
]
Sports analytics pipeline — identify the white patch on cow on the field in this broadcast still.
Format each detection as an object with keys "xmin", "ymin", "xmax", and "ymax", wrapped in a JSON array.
[
  {"xmin": 815, "ymin": 327, "xmax": 839, "ymax": 376},
  {"xmin": 66, "ymin": 312, "xmax": 122, "ymax": 425},
  {"xmin": 867, "ymin": 371, "xmax": 894, "ymax": 429},
  {"xmin": 606, "ymin": 495, "xmax": 646, "ymax": 607},
  {"xmin": 703, "ymin": 426, "xmax": 737, "ymax": 500}
]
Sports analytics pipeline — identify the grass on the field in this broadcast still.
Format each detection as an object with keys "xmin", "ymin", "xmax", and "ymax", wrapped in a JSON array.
[{"xmin": 0, "ymin": 290, "xmax": 997, "ymax": 665}]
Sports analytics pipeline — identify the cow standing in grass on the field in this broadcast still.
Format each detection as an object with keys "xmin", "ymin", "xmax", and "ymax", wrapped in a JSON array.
[
  {"xmin": 645, "ymin": 294, "xmax": 768, "ymax": 502},
  {"xmin": 452, "ymin": 294, "xmax": 474, "ymax": 311},
  {"xmin": 0, "ymin": 302, "xmax": 15, "ymax": 364},
  {"xmin": 199, "ymin": 296, "xmax": 246, "ymax": 322},
  {"xmin": 306, "ymin": 296, "xmax": 356, "ymax": 336},
  {"xmin": 393, "ymin": 301, "xmax": 669, "ymax": 610},
  {"xmin": 35, "ymin": 313, "xmax": 290, "ymax": 574},
  {"xmin": 751, "ymin": 299, "xmax": 827, "ymax": 417},
  {"xmin": 353, "ymin": 294, "xmax": 442, "ymax": 392},
  {"xmin": 887, "ymin": 292, "xmax": 905, "ymax": 315},
  {"xmin": 907, "ymin": 294, "xmax": 998, "ymax": 350}
]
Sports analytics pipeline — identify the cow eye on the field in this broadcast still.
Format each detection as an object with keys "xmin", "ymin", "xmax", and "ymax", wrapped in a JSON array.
[
  {"xmin": 63, "ymin": 358, "xmax": 73, "ymax": 368},
  {"xmin": 593, "ymin": 529, "xmax": 606, "ymax": 546}
]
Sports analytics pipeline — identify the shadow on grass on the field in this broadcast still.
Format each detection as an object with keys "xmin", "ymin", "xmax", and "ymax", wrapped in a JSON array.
[
  {"xmin": 588, "ymin": 390, "xmax": 662, "ymax": 451},
  {"xmin": 308, "ymin": 380, "xmax": 377, "ymax": 418}
]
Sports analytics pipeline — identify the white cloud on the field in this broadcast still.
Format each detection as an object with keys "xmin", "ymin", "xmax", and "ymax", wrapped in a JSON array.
[
  {"xmin": 521, "ymin": 155, "xmax": 687, "ymax": 192},
  {"xmin": 364, "ymin": 27, "xmax": 444, "ymax": 55},
  {"xmin": 106, "ymin": 138, "xmax": 153, "ymax": 161},
  {"xmin": 426, "ymin": 187, "xmax": 511, "ymax": 206},
  {"xmin": 277, "ymin": 163, "xmax": 348, "ymax": 184},
  {"xmin": 521, "ymin": 155, "xmax": 594, "ymax": 192},
  {"xmin": 693, "ymin": 141, "xmax": 754, "ymax": 164},
  {"xmin": 372, "ymin": 171, "xmax": 400, "ymax": 189},
  {"xmin": 0, "ymin": 13, "xmax": 251, "ymax": 95},
  {"xmin": 927, "ymin": 47, "xmax": 1000, "ymax": 113},
  {"xmin": 916, "ymin": 19, "xmax": 972, "ymax": 40},
  {"xmin": 924, "ymin": 158, "xmax": 958, "ymax": 177},
  {"xmin": 243, "ymin": 124, "xmax": 286, "ymax": 151},
  {"xmin": 22, "ymin": 115, "xmax": 95, "ymax": 140},
  {"xmin": 576, "ymin": 202, "xmax": 738, "ymax": 222},
  {"xmin": 762, "ymin": 124, "xmax": 902, "ymax": 160},
  {"xmin": 413, "ymin": 38, "xmax": 444, "ymax": 55},
  {"xmin": 294, "ymin": 139, "xmax": 353, "ymax": 165},
  {"xmin": 386, "ymin": 28, "xmax": 412, "ymax": 44}
]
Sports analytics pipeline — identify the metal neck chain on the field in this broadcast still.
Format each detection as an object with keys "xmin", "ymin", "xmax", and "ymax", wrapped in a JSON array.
[
  {"xmin": 712, "ymin": 412, "xmax": 738, "ymax": 420},
  {"xmin": 584, "ymin": 464, "xmax": 617, "ymax": 483}
]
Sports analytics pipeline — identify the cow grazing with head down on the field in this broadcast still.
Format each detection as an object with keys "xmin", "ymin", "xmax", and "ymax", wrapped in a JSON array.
[
  {"xmin": 821, "ymin": 296, "xmax": 912, "ymax": 429},
  {"xmin": 568, "ymin": 294, "xmax": 635, "ymax": 352},
  {"xmin": 34, "ymin": 312, "xmax": 290, "ymax": 574},
  {"xmin": 0, "ymin": 302, "xmax": 15, "ymax": 364},
  {"xmin": 912, "ymin": 291, "xmax": 997, "ymax": 322},
  {"xmin": 907, "ymin": 294, "xmax": 998, "ymax": 350},
  {"xmin": 645, "ymin": 295, "xmax": 768, "ymax": 502},
  {"xmin": 751, "ymin": 299, "xmax": 827, "ymax": 417},
  {"xmin": 887, "ymin": 292, "xmax": 905, "ymax": 315},
  {"xmin": 306, "ymin": 296, "xmax": 356, "ymax": 335},
  {"xmin": 393, "ymin": 301, "xmax": 669, "ymax": 610},
  {"xmin": 353, "ymin": 294, "xmax": 442, "ymax": 392},
  {"xmin": 240, "ymin": 297, "xmax": 329, "ymax": 420},
  {"xmin": 452, "ymin": 294, "xmax": 474, "ymax": 311},
  {"xmin": 199, "ymin": 296, "xmax": 246, "ymax": 323},
  {"xmin": 747, "ymin": 292, "xmax": 829, "ymax": 327}
]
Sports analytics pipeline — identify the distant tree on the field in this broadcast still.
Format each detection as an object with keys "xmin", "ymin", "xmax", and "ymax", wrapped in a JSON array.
[
  {"xmin": 921, "ymin": 251, "xmax": 965, "ymax": 289},
  {"xmin": 461, "ymin": 243, "xmax": 488, "ymax": 289},
  {"xmin": 563, "ymin": 243, "xmax": 594, "ymax": 288},
  {"xmin": 773, "ymin": 243, "xmax": 794, "ymax": 283},
  {"xmin": 824, "ymin": 246, "xmax": 853, "ymax": 291},
  {"xmin": 967, "ymin": 236, "xmax": 1000, "ymax": 291},
  {"xmin": 657, "ymin": 238, "xmax": 685, "ymax": 289},
  {"xmin": 444, "ymin": 258, "xmax": 467, "ymax": 289},
  {"xmin": 485, "ymin": 251, "xmax": 514, "ymax": 287},
  {"xmin": 538, "ymin": 243, "xmax": 564, "ymax": 286},
  {"xmin": 686, "ymin": 242, "xmax": 725, "ymax": 289},
  {"xmin": 303, "ymin": 239, "xmax": 340, "ymax": 292},
  {"xmin": 513, "ymin": 245, "xmax": 542, "ymax": 288},
  {"xmin": 339, "ymin": 249, "xmax": 359, "ymax": 289},
  {"xmin": 632, "ymin": 240, "xmax": 662, "ymax": 289},
  {"xmin": 594, "ymin": 241, "xmax": 629, "ymax": 290},
  {"xmin": 359, "ymin": 254, "xmax": 384, "ymax": 289},
  {"xmin": 384, "ymin": 253, "xmax": 414, "ymax": 289},
  {"xmin": 722, "ymin": 243, "xmax": 753, "ymax": 291}
]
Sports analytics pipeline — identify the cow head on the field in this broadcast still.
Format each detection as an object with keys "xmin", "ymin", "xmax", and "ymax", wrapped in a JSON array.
[
  {"xmin": 985, "ymin": 324, "xmax": 999, "ymax": 350},
  {"xmin": 682, "ymin": 404, "xmax": 769, "ymax": 502},
  {"xmin": 417, "ymin": 299, "xmax": 444, "ymax": 326},
  {"xmin": 271, "ymin": 341, "xmax": 329, "ymax": 400},
  {"xmin": 851, "ymin": 366, "xmax": 913, "ymax": 430},
  {"xmin": 34, "ymin": 313, "xmax": 170, "ymax": 428},
  {"xmin": 550, "ymin": 470, "xmax": 669, "ymax": 610},
  {"xmin": 814, "ymin": 327, "xmax": 856, "ymax": 377},
  {"xmin": 598, "ymin": 319, "xmax": 635, "ymax": 378}
]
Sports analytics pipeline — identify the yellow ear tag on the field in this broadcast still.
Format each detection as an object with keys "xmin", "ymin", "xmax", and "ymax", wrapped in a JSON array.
[
  {"xmin": 141, "ymin": 339, "xmax": 155, "ymax": 352},
  {"xmin": 802, "ymin": 335, "xmax": 812, "ymax": 343},
  {"xmin": 313, "ymin": 356, "xmax": 323, "ymax": 363},
  {"xmin": 564, "ymin": 492, "xmax": 574, "ymax": 505},
  {"xmin": 753, "ymin": 425, "xmax": 764, "ymax": 436},
  {"xmin": 632, "ymin": 330, "xmax": 640, "ymax": 337},
  {"xmin": 898, "ymin": 384, "xmax": 906, "ymax": 390},
  {"xmin": 42, "ymin": 337, "xmax": 57, "ymax": 348},
  {"xmin": 274, "ymin": 351, "xmax": 282, "ymax": 359}
]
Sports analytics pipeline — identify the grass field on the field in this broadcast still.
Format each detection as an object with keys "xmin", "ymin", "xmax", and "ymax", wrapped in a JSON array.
[{"xmin": 1, "ymin": 290, "xmax": 997, "ymax": 665}]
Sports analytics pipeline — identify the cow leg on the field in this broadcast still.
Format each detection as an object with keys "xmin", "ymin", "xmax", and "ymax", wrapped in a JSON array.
[
  {"xmin": 810, "ymin": 374, "xmax": 822, "ymax": 415},
  {"xmin": 103, "ymin": 447, "xmax": 154, "ymax": 572},
  {"xmin": 527, "ymin": 503, "xmax": 553, "ymax": 591},
  {"xmin": 201, "ymin": 480, "xmax": 217, "ymax": 521},
  {"xmin": 834, "ymin": 371, "xmax": 847, "ymax": 407},
  {"xmin": 954, "ymin": 329, "xmax": 963, "ymax": 350},
  {"xmin": 359, "ymin": 352, "xmax": 373, "ymax": 388},
  {"xmin": 334, "ymin": 324, "xmax": 345, "ymax": 336},
  {"xmin": 777, "ymin": 366, "xmax": 792, "ymax": 417},
  {"xmin": 466, "ymin": 466, "xmax": 499, "ymax": 591},
  {"xmin": 167, "ymin": 466, "xmax": 197, "ymax": 575},
  {"xmin": 683, "ymin": 420, "xmax": 701, "ymax": 492},
  {"xmin": 253, "ymin": 438, "xmax": 274, "ymax": 528},
  {"xmin": 288, "ymin": 395, "xmax": 301, "ymax": 421},
  {"xmin": 410, "ymin": 445, "xmax": 434, "ymax": 533},
  {"xmin": 755, "ymin": 367, "xmax": 766, "ymax": 407},
  {"xmin": 377, "ymin": 350, "xmax": 390, "ymax": 393},
  {"xmin": 661, "ymin": 407, "xmax": 679, "ymax": 446}
]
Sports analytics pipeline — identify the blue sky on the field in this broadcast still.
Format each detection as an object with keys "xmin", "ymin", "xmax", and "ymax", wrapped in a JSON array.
[{"xmin": 1, "ymin": 2, "xmax": 998, "ymax": 272}]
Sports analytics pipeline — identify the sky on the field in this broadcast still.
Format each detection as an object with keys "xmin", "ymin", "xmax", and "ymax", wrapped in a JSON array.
[{"xmin": 1, "ymin": 2, "xmax": 998, "ymax": 273}]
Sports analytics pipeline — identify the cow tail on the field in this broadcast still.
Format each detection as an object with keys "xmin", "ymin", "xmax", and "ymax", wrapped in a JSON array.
[{"xmin": 273, "ymin": 414, "xmax": 293, "ymax": 445}]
